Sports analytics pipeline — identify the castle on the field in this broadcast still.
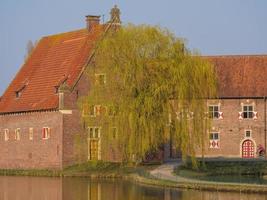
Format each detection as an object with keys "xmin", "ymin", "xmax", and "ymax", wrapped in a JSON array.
[{"xmin": 0, "ymin": 6, "xmax": 266, "ymax": 169}]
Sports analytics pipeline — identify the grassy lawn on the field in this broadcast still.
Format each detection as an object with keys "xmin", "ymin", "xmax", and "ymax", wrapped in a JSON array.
[
  {"xmin": 174, "ymin": 159, "xmax": 267, "ymax": 184},
  {"xmin": 0, "ymin": 161, "xmax": 158, "ymax": 178}
]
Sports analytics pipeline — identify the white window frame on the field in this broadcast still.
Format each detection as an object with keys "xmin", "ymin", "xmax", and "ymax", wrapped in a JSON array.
[
  {"xmin": 42, "ymin": 127, "xmax": 51, "ymax": 140},
  {"xmin": 4, "ymin": 129, "xmax": 9, "ymax": 141},
  {"xmin": 111, "ymin": 127, "xmax": 118, "ymax": 139},
  {"xmin": 88, "ymin": 127, "xmax": 101, "ymax": 139},
  {"xmin": 29, "ymin": 128, "xmax": 33, "ymax": 140},
  {"xmin": 208, "ymin": 105, "xmax": 220, "ymax": 119},
  {"xmin": 87, "ymin": 105, "xmax": 102, "ymax": 117},
  {"xmin": 245, "ymin": 129, "xmax": 252, "ymax": 138},
  {"xmin": 242, "ymin": 104, "xmax": 254, "ymax": 119},
  {"xmin": 95, "ymin": 73, "xmax": 106, "ymax": 85},
  {"xmin": 209, "ymin": 132, "xmax": 220, "ymax": 149},
  {"xmin": 15, "ymin": 128, "xmax": 21, "ymax": 141},
  {"xmin": 210, "ymin": 132, "xmax": 219, "ymax": 140}
]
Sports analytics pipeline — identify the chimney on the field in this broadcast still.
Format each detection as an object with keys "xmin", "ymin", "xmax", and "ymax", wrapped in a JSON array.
[{"xmin": 85, "ymin": 15, "xmax": 101, "ymax": 31}]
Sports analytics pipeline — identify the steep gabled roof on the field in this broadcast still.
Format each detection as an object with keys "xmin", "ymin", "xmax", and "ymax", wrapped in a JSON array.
[
  {"xmin": 0, "ymin": 26, "xmax": 103, "ymax": 114},
  {"xmin": 206, "ymin": 55, "xmax": 267, "ymax": 98}
]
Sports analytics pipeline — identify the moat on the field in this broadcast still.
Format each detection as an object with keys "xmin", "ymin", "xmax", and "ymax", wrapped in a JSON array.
[{"xmin": 0, "ymin": 176, "xmax": 266, "ymax": 200}]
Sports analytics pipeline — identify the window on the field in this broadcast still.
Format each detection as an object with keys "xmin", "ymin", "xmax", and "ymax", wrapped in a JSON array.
[
  {"xmin": 94, "ymin": 105, "xmax": 102, "ymax": 116},
  {"xmin": 89, "ymin": 105, "xmax": 96, "ymax": 116},
  {"xmin": 242, "ymin": 105, "xmax": 253, "ymax": 119},
  {"xmin": 15, "ymin": 91, "xmax": 21, "ymax": 98},
  {"xmin": 88, "ymin": 127, "xmax": 101, "ymax": 139},
  {"xmin": 111, "ymin": 127, "xmax": 118, "ymax": 139},
  {"xmin": 86, "ymin": 105, "xmax": 102, "ymax": 117},
  {"xmin": 209, "ymin": 132, "xmax": 219, "ymax": 149},
  {"xmin": 29, "ymin": 128, "xmax": 33, "ymax": 140},
  {"xmin": 4, "ymin": 129, "xmax": 9, "ymax": 141},
  {"xmin": 108, "ymin": 105, "xmax": 118, "ymax": 116},
  {"xmin": 95, "ymin": 73, "xmax": 106, "ymax": 85},
  {"xmin": 15, "ymin": 128, "xmax": 20, "ymax": 141},
  {"xmin": 89, "ymin": 127, "xmax": 94, "ymax": 138},
  {"xmin": 209, "ymin": 132, "xmax": 219, "ymax": 140},
  {"xmin": 208, "ymin": 105, "xmax": 219, "ymax": 119},
  {"xmin": 245, "ymin": 130, "xmax": 251, "ymax": 138},
  {"xmin": 42, "ymin": 127, "xmax": 51, "ymax": 139}
]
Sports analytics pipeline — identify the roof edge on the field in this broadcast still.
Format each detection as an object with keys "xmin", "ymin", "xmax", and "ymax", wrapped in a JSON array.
[{"xmin": 0, "ymin": 108, "xmax": 58, "ymax": 116}]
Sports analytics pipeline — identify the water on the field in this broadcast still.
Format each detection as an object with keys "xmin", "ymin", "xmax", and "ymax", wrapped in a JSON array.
[{"xmin": 0, "ymin": 176, "xmax": 266, "ymax": 200}]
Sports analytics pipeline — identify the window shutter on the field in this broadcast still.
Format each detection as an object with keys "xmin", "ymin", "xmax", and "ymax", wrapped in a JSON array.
[
  {"xmin": 218, "ymin": 112, "xmax": 223, "ymax": 119},
  {"xmin": 238, "ymin": 112, "xmax": 243, "ymax": 120},
  {"xmin": 175, "ymin": 112, "xmax": 180, "ymax": 119},
  {"xmin": 204, "ymin": 111, "xmax": 209, "ymax": 118},
  {"xmin": 48, "ymin": 128, "xmax": 51, "ymax": 138},
  {"xmin": 42, "ymin": 128, "xmax": 45, "ymax": 139},
  {"xmin": 253, "ymin": 111, "xmax": 258, "ymax": 120},
  {"xmin": 101, "ymin": 106, "xmax": 107, "ymax": 115},
  {"xmin": 95, "ymin": 105, "xmax": 101, "ymax": 116},
  {"xmin": 82, "ymin": 104, "xmax": 88, "ymax": 116},
  {"xmin": 209, "ymin": 140, "xmax": 219, "ymax": 148}
]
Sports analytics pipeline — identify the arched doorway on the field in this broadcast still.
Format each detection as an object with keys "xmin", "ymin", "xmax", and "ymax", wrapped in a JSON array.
[{"xmin": 242, "ymin": 140, "xmax": 255, "ymax": 158}]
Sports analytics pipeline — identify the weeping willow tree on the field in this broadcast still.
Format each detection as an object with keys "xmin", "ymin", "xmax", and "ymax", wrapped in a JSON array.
[{"xmin": 81, "ymin": 24, "xmax": 217, "ymax": 164}]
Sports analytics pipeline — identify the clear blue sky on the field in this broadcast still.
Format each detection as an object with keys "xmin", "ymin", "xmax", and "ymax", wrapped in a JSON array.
[{"xmin": 0, "ymin": 0, "xmax": 267, "ymax": 95}]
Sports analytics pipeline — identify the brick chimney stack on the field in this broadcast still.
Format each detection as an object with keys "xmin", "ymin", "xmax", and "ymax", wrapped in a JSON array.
[{"xmin": 86, "ymin": 15, "xmax": 101, "ymax": 31}]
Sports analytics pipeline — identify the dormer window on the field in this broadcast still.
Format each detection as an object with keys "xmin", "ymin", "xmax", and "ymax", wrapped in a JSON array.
[
  {"xmin": 54, "ymin": 86, "xmax": 59, "ymax": 94},
  {"xmin": 15, "ymin": 91, "xmax": 22, "ymax": 98},
  {"xmin": 15, "ymin": 84, "xmax": 27, "ymax": 99}
]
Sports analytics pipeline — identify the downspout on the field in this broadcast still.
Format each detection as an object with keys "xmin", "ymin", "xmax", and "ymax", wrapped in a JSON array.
[{"xmin": 264, "ymin": 96, "xmax": 267, "ymax": 159}]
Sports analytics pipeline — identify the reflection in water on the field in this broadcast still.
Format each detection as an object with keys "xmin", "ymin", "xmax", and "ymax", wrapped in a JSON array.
[{"xmin": 0, "ymin": 176, "xmax": 266, "ymax": 200}]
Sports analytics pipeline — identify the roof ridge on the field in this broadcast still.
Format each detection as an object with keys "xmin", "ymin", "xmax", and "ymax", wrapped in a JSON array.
[
  {"xmin": 202, "ymin": 54, "xmax": 267, "ymax": 58},
  {"xmin": 42, "ymin": 28, "xmax": 87, "ymax": 39}
]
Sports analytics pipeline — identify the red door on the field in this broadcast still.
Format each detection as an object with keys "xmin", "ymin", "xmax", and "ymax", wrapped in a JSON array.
[{"xmin": 242, "ymin": 140, "xmax": 254, "ymax": 158}]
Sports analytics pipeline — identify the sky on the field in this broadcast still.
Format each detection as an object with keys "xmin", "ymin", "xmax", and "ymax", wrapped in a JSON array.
[{"xmin": 0, "ymin": 0, "xmax": 267, "ymax": 95}]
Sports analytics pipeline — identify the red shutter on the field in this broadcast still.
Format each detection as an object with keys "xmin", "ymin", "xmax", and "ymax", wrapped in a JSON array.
[
  {"xmin": 175, "ymin": 112, "xmax": 180, "ymax": 119},
  {"xmin": 210, "ymin": 140, "xmax": 219, "ymax": 148},
  {"xmin": 218, "ymin": 112, "xmax": 223, "ymax": 119},
  {"xmin": 95, "ymin": 105, "xmax": 101, "ymax": 116},
  {"xmin": 253, "ymin": 111, "xmax": 258, "ymax": 120},
  {"xmin": 238, "ymin": 112, "xmax": 243, "ymax": 120}
]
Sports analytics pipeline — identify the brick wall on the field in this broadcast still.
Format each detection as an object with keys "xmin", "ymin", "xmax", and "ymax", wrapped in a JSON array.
[
  {"xmin": 165, "ymin": 98, "xmax": 267, "ymax": 160},
  {"xmin": 62, "ymin": 72, "xmax": 90, "ymax": 167},
  {"xmin": 199, "ymin": 98, "xmax": 266, "ymax": 158},
  {"xmin": 0, "ymin": 111, "xmax": 63, "ymax": 169}
]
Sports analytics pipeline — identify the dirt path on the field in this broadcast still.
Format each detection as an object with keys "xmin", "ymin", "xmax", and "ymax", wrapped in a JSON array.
[{"xmin": 149, "ymin": 161, "xmax": 192, "ymax": 183}]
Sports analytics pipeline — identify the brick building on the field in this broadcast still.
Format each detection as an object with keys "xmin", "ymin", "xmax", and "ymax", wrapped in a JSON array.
[
  {"xmin": 0, "ymin": 8, "xmax": 116, "ymax": 169},
  {"xmin": 202, "ymin": 55, "xmax": 267, "ymax": 159},
  {"xmin": 165, "ymin": 55, "xmax": 267, "ymax": 160},
  {"xmin": 0, "ymin": 6, "xmax": 266, "ymax": 169}
]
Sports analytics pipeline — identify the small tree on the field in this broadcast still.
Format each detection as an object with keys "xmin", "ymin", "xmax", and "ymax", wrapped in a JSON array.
[{"xmin": 81, "ymin": 24, "xmax": 217, "ymax": 165}]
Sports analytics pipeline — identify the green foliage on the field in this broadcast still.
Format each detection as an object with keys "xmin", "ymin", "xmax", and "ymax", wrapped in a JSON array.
[
  {"xmin": 179, "ymin": 159, "xmax": 267, "ymax": 176},
  {"xmin": 0, "ymin": 169, "xmax": 61, "ymax": 177},
  {"xmin": 81, "ymin": 24, "xmax": 217, "ymax": 164}
]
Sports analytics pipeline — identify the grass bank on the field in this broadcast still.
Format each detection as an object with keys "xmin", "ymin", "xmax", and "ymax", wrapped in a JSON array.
[
  {"xmin": 173, "ymin": 159, "xmax": 267, "ymax": 188},
  {"xmin": 177, "ymin": 159, "xmax": 267, "ymax": 176},
  {"xmin": 2, "ymin": 160, "xmax": 267, "ymax": 194},
  {"xmin": 0, "ymin": 161, "xmax": 156, "ymax": 178}
]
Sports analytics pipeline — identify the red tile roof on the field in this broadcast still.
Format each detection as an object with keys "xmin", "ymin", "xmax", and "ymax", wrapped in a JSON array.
[
  {"xmin": 0, "ymin": 26, "xmax": 266, "ymax": 114},
  {"xmin": 0, "ymin": 26, "xmax": 103, "ymax": 114},
  {"xmin": 206, "ymin": 55, "xmax": 267, "ymax": 98}
]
